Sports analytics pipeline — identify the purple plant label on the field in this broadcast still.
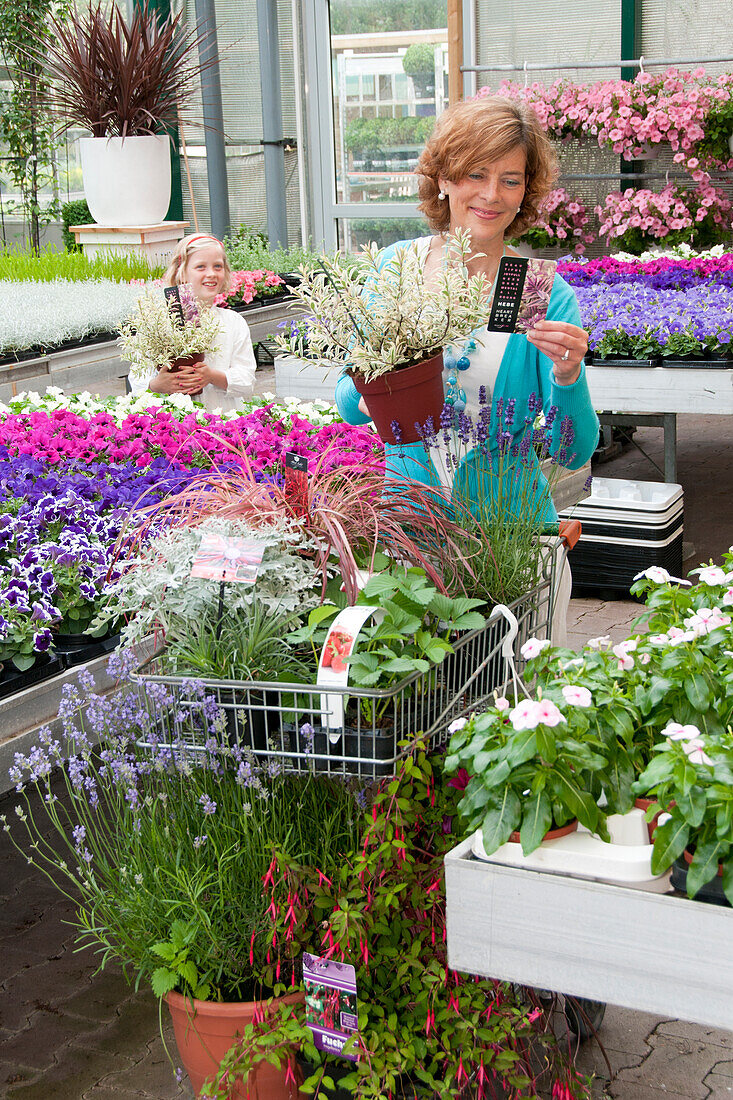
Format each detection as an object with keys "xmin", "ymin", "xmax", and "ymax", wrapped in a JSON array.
[
  {"xmin": 190, "ymin": 533, "xmax": 267, "ymax": 583},
  {"xmin": 302, "ymin": 952, "xmax": 359, "ymax": 1061},
  {"xmin": 488, "ymin": 256, "xmax": 557, "ymax": 334}
]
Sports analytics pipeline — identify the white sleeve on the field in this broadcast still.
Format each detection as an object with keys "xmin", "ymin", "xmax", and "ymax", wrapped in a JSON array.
[{"xmin": 222, "ymin": 310, "xmax": 257, "ymax": 399}]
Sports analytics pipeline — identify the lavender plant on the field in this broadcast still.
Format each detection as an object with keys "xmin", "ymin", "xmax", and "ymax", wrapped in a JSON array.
[
  {"xmin": 2, "ymin": 653, "xmax": 364, "ymax": 1002},
  {"xmin": 413, "ymin": 394, "xmax": 579, "ymax": 606}
]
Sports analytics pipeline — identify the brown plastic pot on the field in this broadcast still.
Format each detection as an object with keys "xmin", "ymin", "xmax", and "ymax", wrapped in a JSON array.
[
  {"xmin": 509, "ymin": 819, "xmax": 578, "ymax": 844},
  {"xmin": 634, "ymin": 797, "xmax": 662, "ymax": 842},
  {"xmin": 351, "ymin": 352, "xmax": 444, "ymax": 445},
  {"xmin": 166, "ymin": 989, "xmax": 304, "ymax": 1099},
  {"xmin": 169, "ymin": 351, "xmax": 204, "ymax": 396}
]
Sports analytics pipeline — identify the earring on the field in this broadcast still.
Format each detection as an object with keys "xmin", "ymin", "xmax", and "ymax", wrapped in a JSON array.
[
  {"xmin": 438, "ymin": 190, "xmax": 446, "ymax": 200},
  {"xmin": 516, "ymin": 207, "xmax": 522, "ymax": 213}
]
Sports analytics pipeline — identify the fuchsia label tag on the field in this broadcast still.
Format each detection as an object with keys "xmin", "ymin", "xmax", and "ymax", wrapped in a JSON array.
[{"xmin": 303, "ymin": 953, "xmax": 359, "ymax": 1061}]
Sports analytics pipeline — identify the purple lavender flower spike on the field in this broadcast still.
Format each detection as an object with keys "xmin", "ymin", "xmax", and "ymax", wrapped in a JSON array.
[
  {"xmin": 504, "ymin": 398, "xmax": 516, "ymax": 426},
  {"xmin": 390, "ymin": 419, "xmax": 403, "ymax": 444},
  {"xmin": 478, "ymin": 385, "xmax": 487, "ymax": 405},
  {"xmin": 545, "ymin": 404, "xmax": 559, "ymax": 428},
  {"xmin": 559, "ymin": 415, "xmax": 575, "ymax": 445},
  {"xmin": 583, "ymin": 473, "xmax": 593, "ymax": 492},
  {"xmin": 527, "ymin": 391, "xmax": 541, "ymax": 414}
]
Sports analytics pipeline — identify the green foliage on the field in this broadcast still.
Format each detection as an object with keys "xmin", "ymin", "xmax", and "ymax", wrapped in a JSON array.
[
  {"xmin": 61, "ymin": 199, "xmax": 93, "ymax": 252},
  {"xmin": 401, "ymin": 42, "xmax": 435, "ymax": 77},
  {"xmin": 344, "ymin": 115, "xmax": 435, "ymax": 154},
  {"xmin": 287, "ymin": 562, "xmax": 485, "ymax": 723},
  {"xmin": 222, "ymin": 228, "xmax": 322, "ymax": 275},
  {"xmin": 0, "ymin": 0, "xmax": 67, "ymax": 249},
  {"xmin": 0, "ymin": 245, "xmax": 164, "ymax": 282},
  {"xmin": 329, "ymin": 0, "xmax": 446, "ymax": 34},
  {"xmin": 693, "ymin": 98, "xmax": 733, "ymax": 166},
  {"xmin": 203, "ymin": 745, "xmax": 590, "ymax": 1099},
  {"xmin": 152, "ymin": 919, "xmax": 212, "ymax": 1001},
  {"xmin": 446, "ymin": 699, "xmax": 611, "ymax": 855}
]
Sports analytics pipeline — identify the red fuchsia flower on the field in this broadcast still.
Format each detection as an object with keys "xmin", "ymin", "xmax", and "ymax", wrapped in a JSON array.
[{"xmin": 447, "ymin": 767, "xmax": 470, "ymax": 791}]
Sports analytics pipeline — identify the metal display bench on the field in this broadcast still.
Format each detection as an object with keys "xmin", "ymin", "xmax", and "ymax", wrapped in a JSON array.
[{"xmin": 444, "ymin": 836, "xmax": 733, "ymax": 1032}]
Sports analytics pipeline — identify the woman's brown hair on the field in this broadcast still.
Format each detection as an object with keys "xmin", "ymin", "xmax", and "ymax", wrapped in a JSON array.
[{"xmin": 416, "ymin": 95, "xmax": 557, "ymax": 237}]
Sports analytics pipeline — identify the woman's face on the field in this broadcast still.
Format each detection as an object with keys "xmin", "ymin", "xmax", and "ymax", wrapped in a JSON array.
[
  {"xmin": 183, "ymin": 243, "xmax": 227, "ymax": 304},
  {"xmin": 438, "ymin": 146, "xmax": 527, "ymax": 253}
]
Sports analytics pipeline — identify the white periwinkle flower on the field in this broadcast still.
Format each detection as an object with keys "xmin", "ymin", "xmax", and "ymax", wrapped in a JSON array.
[
  {"xmin": 520, "ymin": 637, "xmax": 551, "ymax": 661},
  {"xmin": 682, "ymin": 739, "xmax": 713, "ymax": 766},
  {"xmin": 561, "ymin": 684, "xmax": 592, "ymax": 707},
  {"xmin": 633, "ymin": 566, "xmax": 690, "ymax": 586}
]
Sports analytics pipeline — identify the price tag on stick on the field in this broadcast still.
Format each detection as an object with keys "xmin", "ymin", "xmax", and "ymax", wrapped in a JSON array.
[{"xmin": 284, "ymin": 451, "xmax": 309, "ymax": 514}]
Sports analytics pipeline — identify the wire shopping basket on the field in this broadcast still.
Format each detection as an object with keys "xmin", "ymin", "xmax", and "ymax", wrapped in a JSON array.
[{"xmin": 131, "ymin": 527, "xmax": 577, "ymax": 779}]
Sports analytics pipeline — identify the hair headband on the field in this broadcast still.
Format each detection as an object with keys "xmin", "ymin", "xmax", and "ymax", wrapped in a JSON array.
[{"xmin": 185, "ymin": 233, "xmax": 222, "ymax": 248}]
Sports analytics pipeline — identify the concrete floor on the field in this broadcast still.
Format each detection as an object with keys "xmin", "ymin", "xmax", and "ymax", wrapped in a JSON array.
[{"xmin": 0, "ymin": 371, "xmax": 731, "ymax": 1097}]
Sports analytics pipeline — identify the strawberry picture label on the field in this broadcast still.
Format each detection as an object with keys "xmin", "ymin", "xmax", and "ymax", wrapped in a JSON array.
[{"xmin": 317, "ymin": 605, "xmax": 384, "ymax": 736}]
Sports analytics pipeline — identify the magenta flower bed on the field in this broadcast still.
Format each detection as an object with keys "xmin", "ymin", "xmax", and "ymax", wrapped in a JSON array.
[
  {"xmin": 2, "ymin": 405, "xmax": 384, "ymax": 476},
  {"xmin": 558, "ymin": 253, "xmax": 733, "ymax": 290}
]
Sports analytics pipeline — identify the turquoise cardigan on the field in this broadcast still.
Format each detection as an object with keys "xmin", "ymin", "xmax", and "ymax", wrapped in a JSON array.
[{"xmin": 335, "ymin": 239, "xmax": 599, "ymax": 525}]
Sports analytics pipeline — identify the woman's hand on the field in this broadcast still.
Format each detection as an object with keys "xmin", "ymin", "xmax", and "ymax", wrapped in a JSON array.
[{"xmin": 525, "ymin": 320, "xmax": 588, "ymax": 385}]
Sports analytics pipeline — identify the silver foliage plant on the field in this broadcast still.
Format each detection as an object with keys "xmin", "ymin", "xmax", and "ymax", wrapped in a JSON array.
[
  {"xmin": 274, "ymin": 230, "xmax": 492, "ymax": 382},
  {"xmin": 0, "ymin": 279, "xmax": 144, "ymax": 355},
  {"xmin": 94, "ymin": 517, "xmax": 325, "ymax": 648}
]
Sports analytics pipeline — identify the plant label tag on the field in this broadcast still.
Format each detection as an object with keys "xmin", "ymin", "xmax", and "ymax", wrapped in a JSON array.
[
  {"xmin": 303, "ymin": 952, "xmax": 359, "ymax": 1062},
  {"xmin": 317, "ymin": 604, "xmax": 384, "ymax": 741},
  {"xmin": 487, "ymin": 256, "xmax": 557, "ymax": 333},
  {"xmin": 284, "ymin": 451, "xmax": 308, "ymax": 514},
  {"xmin": 164, "ymin": 285, "xmax": 185, "ymax": 326},
  {"xmin": 190, "ymin": 533, "xmax": 267, "ymax": 583}
]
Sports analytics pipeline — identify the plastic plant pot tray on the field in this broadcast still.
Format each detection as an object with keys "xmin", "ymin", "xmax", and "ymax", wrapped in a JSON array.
[{"xmin": 470, "ymin": 808, "xmax": 667, "ymax": 890}]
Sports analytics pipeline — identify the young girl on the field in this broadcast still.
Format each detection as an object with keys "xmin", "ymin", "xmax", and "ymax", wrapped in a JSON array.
[{"xmin": 130, "ymin": 233, "xmax": 257, "ymax": 412}]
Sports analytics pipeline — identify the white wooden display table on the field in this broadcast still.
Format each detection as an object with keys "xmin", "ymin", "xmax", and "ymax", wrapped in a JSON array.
[
  {"xmin": 444, "ymin": 835, "xmax": 733, "ymax": 1031},
  {"xmin": 586, "ymin": 361, "xmax": 733, "ymax": 482},
  {"xmin": 70, "ymin": 221, "xmax": 189, "ymax": 261}
]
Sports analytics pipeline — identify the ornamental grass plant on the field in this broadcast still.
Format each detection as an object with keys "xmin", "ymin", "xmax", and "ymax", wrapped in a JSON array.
[{"xmin": 0, "ymin": 246, "xmax": 164, "ymax": 283}]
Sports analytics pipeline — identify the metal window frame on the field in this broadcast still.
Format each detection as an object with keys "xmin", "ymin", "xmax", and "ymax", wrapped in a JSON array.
[{"xmin": 302, "ymin": 0, "xmax": 436, "ymax": 251}]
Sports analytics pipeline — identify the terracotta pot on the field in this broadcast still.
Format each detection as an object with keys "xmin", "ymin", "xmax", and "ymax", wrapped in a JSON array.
[
  {"xmin": 350, "ymin": 352, "xmax": 445, "ymax": 445},
  {"xmin": 169, "ymin": 351, "xmax": 204, "ymax": 396},
  {"xmin": 634, "ymin": 796, "xmax": 662, "ymax": 842},
  {"xmin": 166, "ymin": 989, "xmax": 304, "ymax": 1099},
  {"xmin": 509, "ymin": 819, "xmax": 578, "ymax": 844}
]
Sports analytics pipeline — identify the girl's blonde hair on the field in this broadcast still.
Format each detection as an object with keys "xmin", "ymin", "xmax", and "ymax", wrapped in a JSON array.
[
  {"xmin": 163, "ymin": 233, "xmax": 232, "ymax": 292},
  {"xmin": 416, "ymin": 96, "xmax": 557, "ymax": 237}
]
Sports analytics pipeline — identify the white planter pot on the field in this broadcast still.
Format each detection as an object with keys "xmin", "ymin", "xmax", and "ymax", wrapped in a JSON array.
[
  {"xmin": 79, "ymin": 135, "xmax": 172, "ymax": 227},
  {"xmin": 728, "ymin": 132, "xmax": 733, "ymax": 156},
  {"xmin": 274, "ymin": 354, "xmax": 336, "ymax": 402}
]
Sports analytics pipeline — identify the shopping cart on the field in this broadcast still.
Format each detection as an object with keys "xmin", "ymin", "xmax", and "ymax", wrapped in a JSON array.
[{"xmin": 131, "ymin": 523, "xmax": 580, "ymax": 779}]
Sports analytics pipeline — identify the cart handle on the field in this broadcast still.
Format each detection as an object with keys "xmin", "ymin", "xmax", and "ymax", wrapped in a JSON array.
[{"xmin": 558, "ymin": 519, "xmax": 581, "ymax": 551}]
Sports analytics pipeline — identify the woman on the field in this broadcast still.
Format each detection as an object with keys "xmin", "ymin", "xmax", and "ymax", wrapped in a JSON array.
[
  {"xmin": 335, "ymin": 96, "xmax": 599, "ymax": 527},
  {"xmin": 130, "ymin": 233, "xmax": 257, "ymax": 413}
]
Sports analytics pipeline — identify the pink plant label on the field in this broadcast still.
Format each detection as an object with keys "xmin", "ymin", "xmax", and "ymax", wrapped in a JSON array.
[
  {"xmin": 303, "ymin": 952, "xmax": 359, "ymax": 1061},
  {"xmin": 488, "ymin": 257, "xmax": 557, "ymax": 333},
  {"xmin": 190, "ymin": 533, "xmax": 267, "ymax": 583}
]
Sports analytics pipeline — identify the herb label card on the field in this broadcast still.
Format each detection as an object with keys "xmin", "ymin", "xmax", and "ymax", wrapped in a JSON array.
[
  {"xmin": 190, "ymin": 533, "xmax": 267, "ymax": 583},
  {"xmin": 487, "ymin": 256, "xmax": 557, "ymax": 334},
  {"xmin": 303, "ymin": 953, "xmax": 359, "ymax": 1061}
]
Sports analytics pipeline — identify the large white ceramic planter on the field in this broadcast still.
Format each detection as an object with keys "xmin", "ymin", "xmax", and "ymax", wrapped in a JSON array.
[{"xmin": 79, "ymin": 135, "xmax": 171, "ymax": 226}]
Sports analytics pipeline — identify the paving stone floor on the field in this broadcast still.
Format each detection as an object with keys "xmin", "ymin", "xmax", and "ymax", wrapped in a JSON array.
[{"xmin": 0, "ymin": 372, "xmax": 731, "ymax": 1097}]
